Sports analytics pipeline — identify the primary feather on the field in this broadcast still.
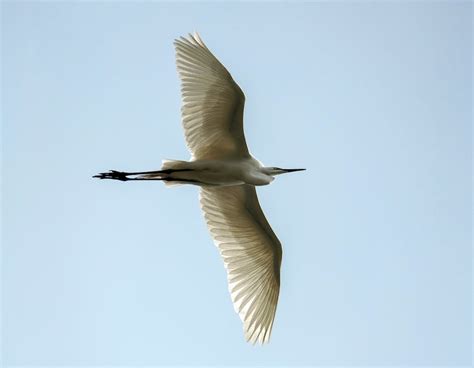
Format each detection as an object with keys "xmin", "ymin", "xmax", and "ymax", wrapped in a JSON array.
[
  {"xmin": 174, "ymin": 33, "xmax": 249, "ymax": 160},
  {"xmin": 200, "ymin": 185, "xmax": 281, "ymax": 344}
]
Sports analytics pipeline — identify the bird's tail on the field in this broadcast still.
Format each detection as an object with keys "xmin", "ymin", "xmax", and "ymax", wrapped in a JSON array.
[
  {"xmin": 161, "ymin": 159, "xmax": 188, "ymax": 171},
  {"xmin": 160, "ymin": 159, "xmax": 190, "ymax": 187}
]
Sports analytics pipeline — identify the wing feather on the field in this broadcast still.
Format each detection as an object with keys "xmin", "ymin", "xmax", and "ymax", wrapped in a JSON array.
[
  {"xmin": 200, "ymin": 185, "xmax": 282, "ymax": 344},
  {"xmin": 174, "ymin": 33, "xmax": 249, "ymax": 160}
]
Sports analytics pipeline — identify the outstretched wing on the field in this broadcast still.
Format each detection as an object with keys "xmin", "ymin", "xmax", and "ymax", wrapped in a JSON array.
[
  {"xmin": 200, "ymin": 185, "xmax": 282, "ymax": 344},
  {"xmin": 174, "ymin": 33, "xmax": 249, "ymax": 160}
]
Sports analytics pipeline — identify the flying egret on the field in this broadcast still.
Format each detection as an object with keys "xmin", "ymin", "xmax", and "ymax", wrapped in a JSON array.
[{"xmin": 94, "ymin": 33, "xmax": 305, "ymax": 344}]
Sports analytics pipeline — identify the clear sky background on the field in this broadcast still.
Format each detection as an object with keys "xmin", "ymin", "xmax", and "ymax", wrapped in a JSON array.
[{"xmin": 1, "ymin": 1, "xmax": 472, "ymax": 366}]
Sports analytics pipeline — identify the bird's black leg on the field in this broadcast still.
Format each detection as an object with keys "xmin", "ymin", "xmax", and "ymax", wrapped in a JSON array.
[
  {"xmin": 93, "ymin": 170, "xmax": 165, "ymax": 181},
  {"xmin": 93, "ymin": 168, "xmax": 195, "ymax": 181}
]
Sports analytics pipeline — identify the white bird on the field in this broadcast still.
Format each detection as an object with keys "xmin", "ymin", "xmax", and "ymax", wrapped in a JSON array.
[{"xmin": 94, "ymin": 33, "xmax": 305, "ymax": 344}]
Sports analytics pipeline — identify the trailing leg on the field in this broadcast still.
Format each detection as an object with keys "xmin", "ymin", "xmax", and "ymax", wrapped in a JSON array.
[
  {"xmin": 93, "ymin": 170, "xmax": 161, "ymax": 181},
  {"xmin": 93, "ymin": 168, "xmax": 193, "ymax": 182}
]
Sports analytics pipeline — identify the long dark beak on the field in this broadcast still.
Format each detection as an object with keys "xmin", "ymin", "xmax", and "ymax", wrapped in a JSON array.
[{"xmin": 283, "ymin": 168, "xmax": 306, "ymax": 173}]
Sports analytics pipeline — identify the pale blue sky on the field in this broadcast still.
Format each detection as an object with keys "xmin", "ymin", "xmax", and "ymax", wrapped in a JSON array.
[{"xmin": 2, "ymin": 1, "xmax": 472, "ymax": 366}]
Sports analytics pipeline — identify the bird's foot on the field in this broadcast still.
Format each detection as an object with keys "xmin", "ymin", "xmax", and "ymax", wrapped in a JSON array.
[{"xmin": 93, "ymin": 170, "xmax": 130, "ymax": 181}]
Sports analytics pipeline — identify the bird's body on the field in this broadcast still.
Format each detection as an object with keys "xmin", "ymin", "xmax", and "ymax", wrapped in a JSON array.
[
  {"xmin": 95, "ymin": 33, "xmax": 304, "ymax": 344},
  {"xmin": 120, "ymin": 157, "xmax": 275, "ymax": 187}
]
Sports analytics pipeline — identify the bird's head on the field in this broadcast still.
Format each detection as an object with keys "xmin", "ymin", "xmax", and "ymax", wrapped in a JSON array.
[{"xmin": 262, "ymin": 167, "xmax": 306, "ymax": 176}]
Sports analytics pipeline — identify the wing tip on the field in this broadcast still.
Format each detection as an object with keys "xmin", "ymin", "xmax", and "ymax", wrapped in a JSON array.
[
  {"xmin": 244, "ymin": 324, "xmax": 271, "ymax": 345},
  {"xmin": 174, "ymin": 31, "xmax": 206, "ymax": 49}
]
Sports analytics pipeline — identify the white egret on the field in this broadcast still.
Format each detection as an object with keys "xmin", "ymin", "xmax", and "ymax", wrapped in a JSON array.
[{"xmin": 94, "ymin": 33, "xmax": 305, "ymax": 344}]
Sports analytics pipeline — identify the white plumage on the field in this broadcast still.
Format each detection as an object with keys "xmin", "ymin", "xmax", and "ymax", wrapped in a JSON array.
[
  {"xmin": 175, "ymin": 33, "xmax": 248, "ymax": 161},
  {"xmin": 200, "ymin": 185, "xmax": 281, "ymax": 344},
  {"xmin": 94, "ymin": 32, "xmax": 305, "ymax": 344}
]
